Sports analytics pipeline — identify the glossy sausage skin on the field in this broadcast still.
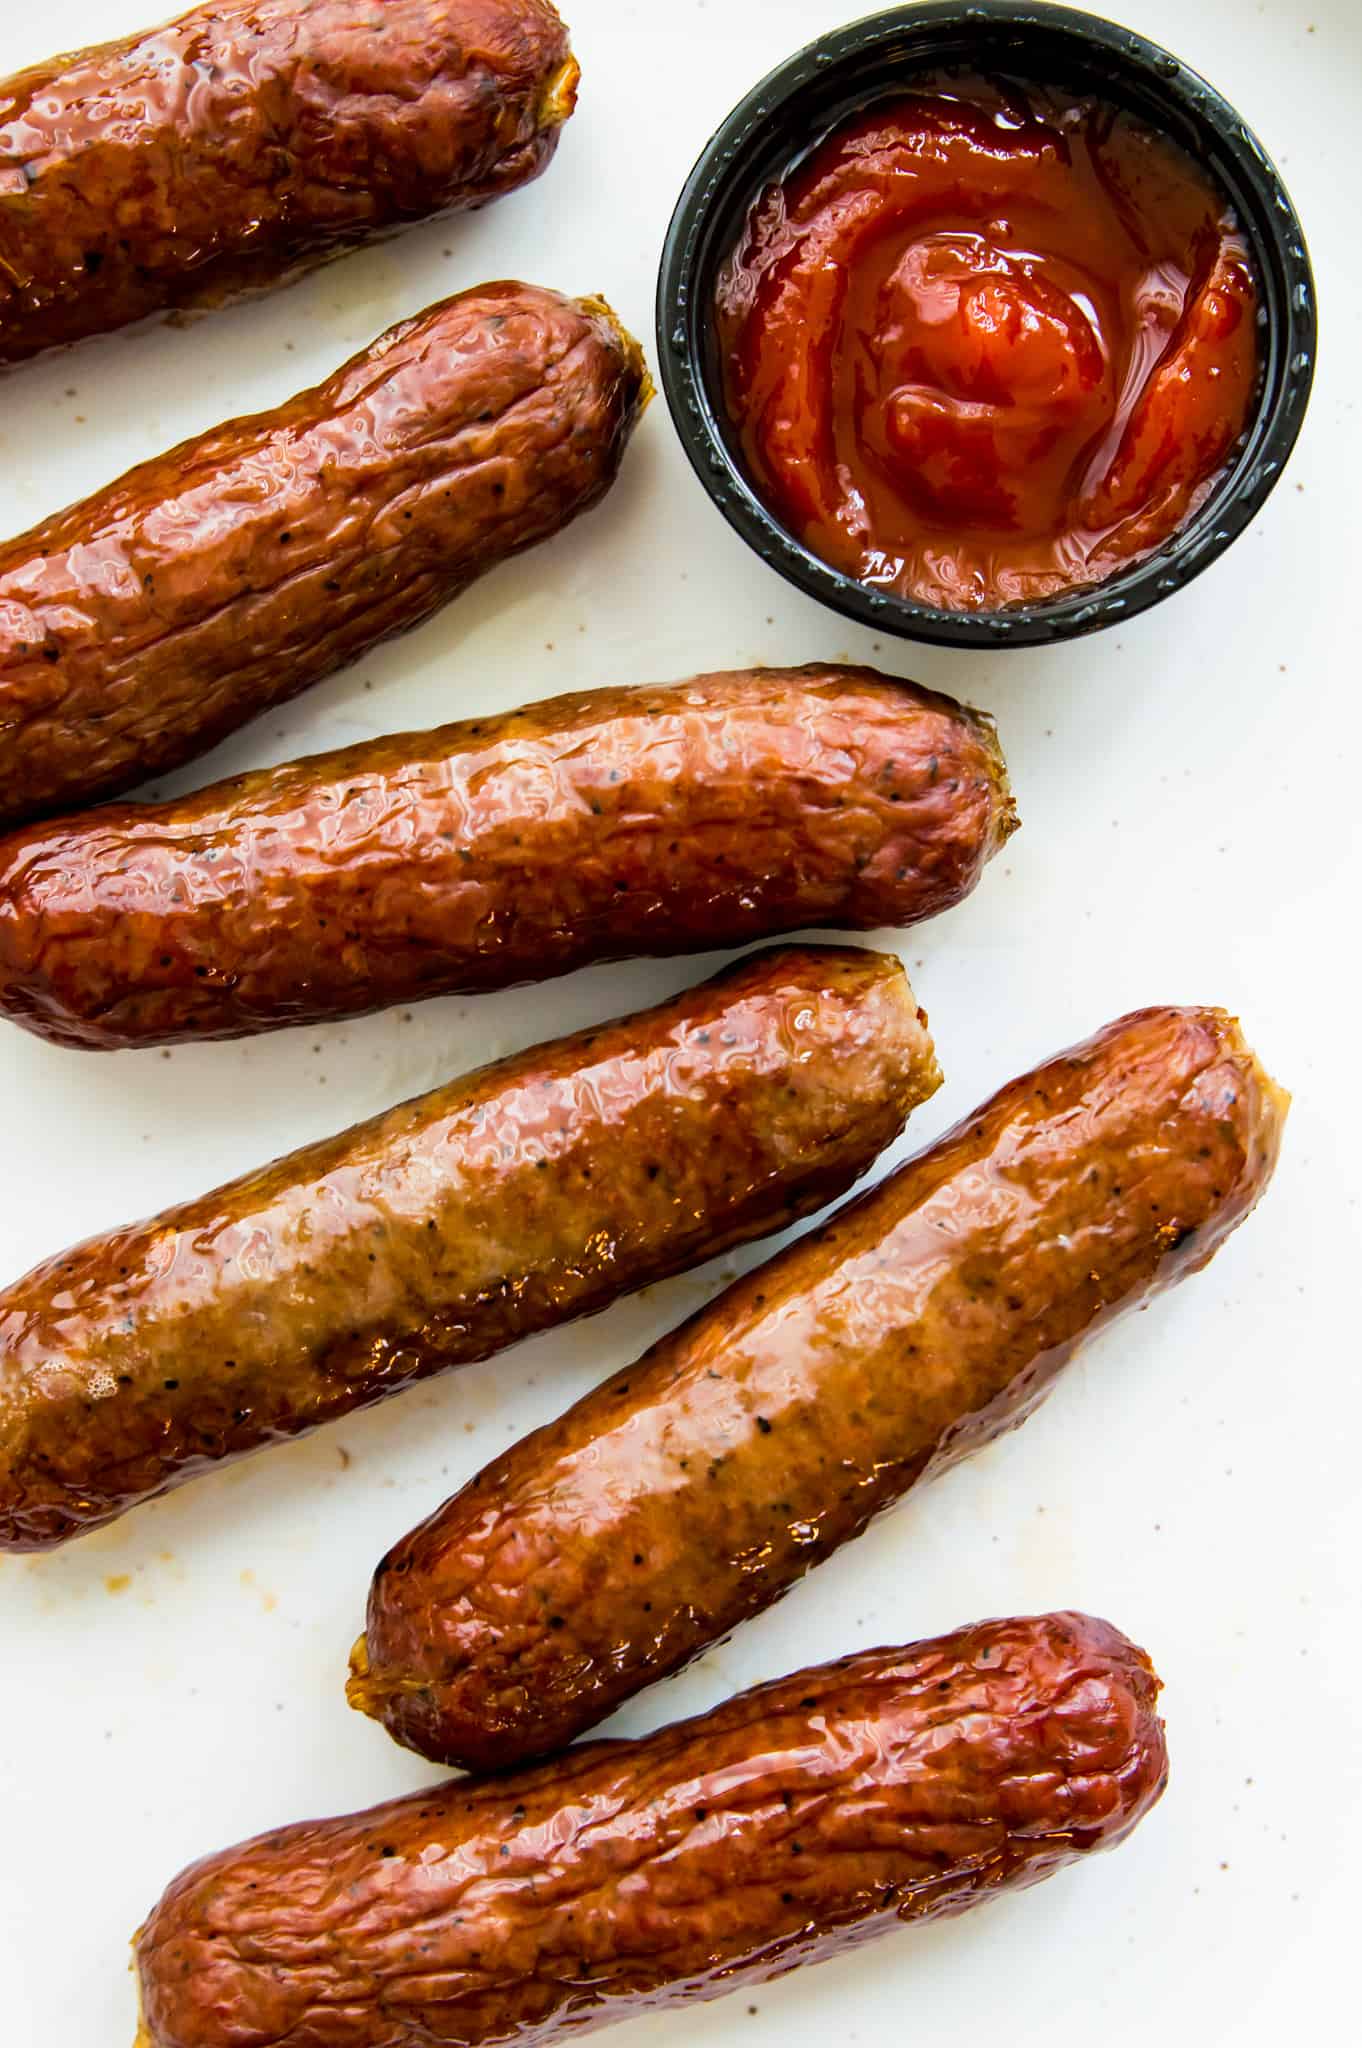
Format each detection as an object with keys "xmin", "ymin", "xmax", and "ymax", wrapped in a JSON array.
[
  {"xmin": 0, "ymin": 0, "xmax": 578, "ymax": 367},
  {"xmin": 0, "ymin": 282, "xmax": 646, "ymax": 832},
  {"xmin": 356, "ymin": 1005, "xmax": 1285, "ymax": 1770},
  {"xmin": 0, "ymin": 946, "xmax": 939, "ymax": 1552},
  {"xmin": 0, "ymin": 665, "xmax": 1013, "ymax": 1048},
  {"xmin": 135, "ymin": 1613, "xmax": 1167, "ymax": 2048}
]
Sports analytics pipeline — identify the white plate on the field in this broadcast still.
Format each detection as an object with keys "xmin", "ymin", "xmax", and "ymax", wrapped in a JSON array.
[{"xmin": 1, "ymin": 2, "xmax": 1357, "ymax": 2041}]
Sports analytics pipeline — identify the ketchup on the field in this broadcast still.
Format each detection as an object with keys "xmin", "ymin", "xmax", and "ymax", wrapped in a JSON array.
[{"xmin": 715, "ymin": 76, "xmax": 1261, "ymax": 611}]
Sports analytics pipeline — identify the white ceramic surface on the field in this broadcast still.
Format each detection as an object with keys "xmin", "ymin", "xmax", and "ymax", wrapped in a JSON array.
[{"xmin": 1, "ymin": 1, "xmax": 1356, "ymax": 2041}]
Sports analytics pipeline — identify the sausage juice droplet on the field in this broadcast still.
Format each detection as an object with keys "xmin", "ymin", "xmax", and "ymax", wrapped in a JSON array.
[{"xmin": 716, "ymin": 73, "xmax": 1261, "ymax": 610}]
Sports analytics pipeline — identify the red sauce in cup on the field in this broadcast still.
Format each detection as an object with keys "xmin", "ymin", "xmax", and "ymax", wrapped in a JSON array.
[{"xmin": 715, "ymin": 75, "xmax": 1261, "ymax": 611}]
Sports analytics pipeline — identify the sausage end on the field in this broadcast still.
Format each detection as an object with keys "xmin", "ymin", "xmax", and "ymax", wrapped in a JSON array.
[
  {"xmin": 972, "ymin": 703, "xmax": 1021, "ymax": 856},
  {"xmin": 578, "ymin": 292, "xmax": 656, "ymax": 414},
  {"xmin": 540, "ymin": 54, "xmax": 581, "ymax": 128}
]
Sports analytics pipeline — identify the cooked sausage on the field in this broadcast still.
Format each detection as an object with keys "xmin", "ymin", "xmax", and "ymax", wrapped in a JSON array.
[
  {"xmin": 0, "ymin": 0, "xmax": 578, "ymax": 367},
  {"xmin": 0, "ymin": 282, "xmax": 647, "ymax": 832},
  {"xmin": 0, "ymin": 945, "xmax": 938, "ymax": 1552},
  {"xmin": 135, "ymin": 1612, "xmax": 1168, "ymax": 2048},
  {"xmin": 0, "ymin": 664, "xmax": 1013, "ymax": 1049},
  {"xmin": 354, "ymin": 1004, "xmax": 1286, "ymax": 1771}
]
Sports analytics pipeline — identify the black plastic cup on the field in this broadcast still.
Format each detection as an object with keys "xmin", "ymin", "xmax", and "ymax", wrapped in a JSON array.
[{"xmin": 656, "ymin": 1, "xmax": 1316, "ymax": 649}]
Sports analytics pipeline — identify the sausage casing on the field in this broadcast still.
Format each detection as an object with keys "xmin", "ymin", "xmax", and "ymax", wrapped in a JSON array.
[
  {"xmin": 356, "ymin": 1004, "xmax": 1286, "ymax": 1770},
  {"xmin": 0, "ymin": 945, "xmax": 938, "ymax": 1552},
  {"xmin": 0, "ymin": 0, "xmax": 577, "ymax": 367},
  {"xmin": 0, "ymin": 282, "xmax": 646, "ymax": 832},
  {"xmin": 135, "ymin": 1612, "xmax": 1167, "ymax": 2048},
  {"xmin": 0, "ymin": 665, "xmax": 1013, "ymax": 1048}
]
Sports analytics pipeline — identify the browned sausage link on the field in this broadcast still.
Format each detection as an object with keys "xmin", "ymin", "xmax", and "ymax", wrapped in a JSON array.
[
  {"xmin": 135, "ymin": 1612, "xmax": 1168, "ymax": 2048},
  {"xmin": 0, "ymin": 282, "xmax": 647, "ymax": 832},
  {"xmin": 356, "ymin": 1005, "xmax": 1286, "ymax": 1771},
  {"xmin": 0, "ymin": 665, "xmax": 1013, "ymax": 1049},
  {"xmin": 0, "ymin": 0, "xmax": 578, "ymax": 367},
  {"xmin": 0, "ymin": 945, "xmax": 939, "ymax": 1552}
]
